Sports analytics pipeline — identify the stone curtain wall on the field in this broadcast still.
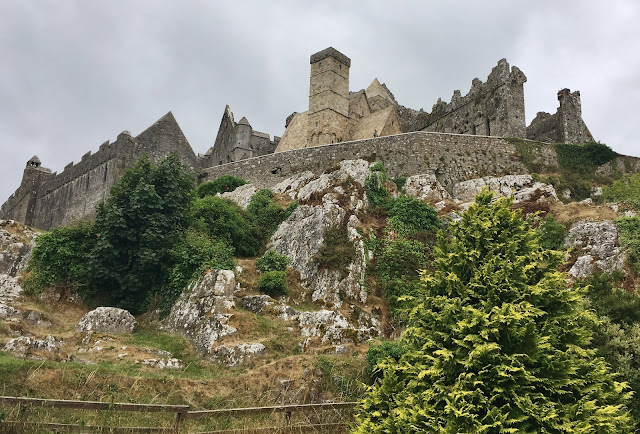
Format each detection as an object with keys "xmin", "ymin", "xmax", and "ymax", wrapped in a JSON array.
[
  {"xmin": 200, "ymin": 132, "xmax": 533, "ymax": 191},
  {"xmin": 0, "ymin": 112, "xmax": 198, "ymax": 231}
]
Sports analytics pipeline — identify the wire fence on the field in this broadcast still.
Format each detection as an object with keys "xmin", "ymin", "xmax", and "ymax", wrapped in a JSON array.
[{"xmin": 0, "ymin": 396, "xmax": 357, "ymax": 433}]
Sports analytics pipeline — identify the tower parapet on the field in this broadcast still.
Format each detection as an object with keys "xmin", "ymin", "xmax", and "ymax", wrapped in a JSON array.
[{"xmin": 307, "ymin": 47, "xmax": 351, "ymax": 146}]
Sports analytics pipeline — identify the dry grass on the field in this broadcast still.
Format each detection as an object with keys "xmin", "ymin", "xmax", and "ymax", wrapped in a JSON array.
[{"xmin": 550, "ymin": 202, "xmax": 619, "ymax": 224}]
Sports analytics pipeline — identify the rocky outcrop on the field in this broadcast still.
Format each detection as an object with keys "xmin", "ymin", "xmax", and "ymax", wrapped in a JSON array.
[
  {"xmin": 75, "ymin": 307, "xmax": 137, "ymax": 334},
  {"xmin": 565, "ymin": 220, "xmax": 625, "ymax": 278},
  {"xmin": 162, "ymin": 269, "xmax": 237, "ymax": 355},
  {"xmin": 298, "ymin": 309, "xmax": 380, "ymax": 346},
  {"xmin": 451, "ymin": 175, "xmax": 557, "ymax": 204},
  {"xmin": 0, "ymin": 220, "xmax": 39, "ymax": 301},
  {"xmin": 404, "ymin": 174, "xmax": 450, "ymax": 202},
  {"xmin": 210, "ymin": 343, "xmax": 267, "ymax": 367},
  {"xmin": 269, "ymin": 160, "xmax": 371, "ymax": 308},
  {"xmin": 4, "ymin": 335, "xmax": 60, "ymax": 355}
]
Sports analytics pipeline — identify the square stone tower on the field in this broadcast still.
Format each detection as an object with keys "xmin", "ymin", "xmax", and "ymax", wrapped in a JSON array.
[{"xmin": 307, "ymin": 47, "xmax": 351, "ymax": 147}]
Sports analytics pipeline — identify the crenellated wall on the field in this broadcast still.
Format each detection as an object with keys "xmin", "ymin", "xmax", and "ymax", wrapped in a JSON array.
[{"xmin": 0, "ymin": 112, "xmax": 198, "ymax": 230}]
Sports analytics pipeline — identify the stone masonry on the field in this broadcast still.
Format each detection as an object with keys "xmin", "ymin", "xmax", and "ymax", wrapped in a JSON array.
[{"xmin": 0, "ymin": 48, "xmax": 606, "ymax": 230}]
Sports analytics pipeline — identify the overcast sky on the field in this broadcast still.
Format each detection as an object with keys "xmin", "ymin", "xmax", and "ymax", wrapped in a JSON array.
[{"xmin": 1, "ymin": 0, "xmax": 639, "ymax": 205}]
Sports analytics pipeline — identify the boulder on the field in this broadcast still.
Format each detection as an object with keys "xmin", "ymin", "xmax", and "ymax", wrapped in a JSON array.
[
  {"xmin": 210, "ymin": 343, "xmax": 267, "ymax": 367},
  {"xmin": 404, "ymin": 174, "xmax": 450, "ymax": 202},
  {"xmin": 565, "ymin": 221, "xmax": 625, "ymax": 277},
  {"xmin": 4, "ymin": 335, "xmax": 60, "ymax": 354},
  {"xmin": 75, "ymin": 307, "xmax": 137, "ymax": 334},
  {"xmin": 219, "ymin": 184, "xmax": 257, "ymax": 209},
  {"xmin": 272, "ymin": 171, "xmax": 315, "ymax": 198},
  {"xmin": 0, "ymin": 220, "xmax": 39, "ymax": 301},
  {"xmin": 298, "ymin": 309, "xmax": 380, "ymax": 345},
  {"xmin": 162, "ymin": 269, "xmax": 237, "ymax": 355},
  {"xmin": 0, "ymin": 302, "xmax": 19, "ymax": 318},
  {"xmin": 452, "ymin": 175, "xmax": 535, "ymax": 202},
  {"xmin": 241, "ymin": 295, "xmax": 300, "ymax": 321}
]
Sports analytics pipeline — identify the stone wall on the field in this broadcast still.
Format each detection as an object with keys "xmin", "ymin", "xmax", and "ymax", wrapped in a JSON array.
[
  {"xmin": 404, "ymin": 59, "xmax": 528, "ymax": 139},
  {"xmin": 527, "ymin": 89, "xmax": 594, "ymax": 144},
  {"xmin": 0, "ymin": 112, "xmax": 198, "ymax": 230},
  {"xmin": 200, "ymin": 131, "xmax": 533, "ymax": 192}
]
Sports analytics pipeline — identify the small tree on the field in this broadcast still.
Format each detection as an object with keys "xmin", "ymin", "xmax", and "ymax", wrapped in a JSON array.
[
  {"xmin": 196, "ymin": 175, "xmax": 247, "ymax": 198},
  {"xmin": 88, "ymin": 154, "xmax": 194, "ymax": 313},
  {"xmin": 352, "ymin": 191, "xmax": 632, "ymax": 433}
]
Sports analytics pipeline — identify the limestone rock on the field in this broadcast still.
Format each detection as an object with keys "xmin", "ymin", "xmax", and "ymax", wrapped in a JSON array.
[
  {"xmin": 219, "ymin": 184, "xmax": 257, "ymax": 209},
  {"xmin": 136, "ymin": 358, "xmax": 185, "ymax": 370},
  {"xmin": 298, "ymin": 309, "xmax": 380, "ymax": 345},
  {"xmin": 565, "ymin": 221, "xmax": 625, "ymax": 276},
  {"xmin": 4, "ymin": 335, "xmax": 60, "ymax": 354},
  {"xmin": 294, "ymin": 159, "xmax": 371, "ymax": 202},
  {"xmin": 270, "ymin": 203, "xmax": 367, "ymax": 307},
  {"xmin": 241, "ymin": 295, "xmax": 300, "ymax": 321},
  {"xmin": 210, "ymin": 343, "xmax": 267, "ymax": 366},
  {"xmin": 452, "ymin": 175, "xmax": 535, "ymax": 202},
  {"xmin": 404, "ymin": 174, "xmax": 450, "ymax": 202},
  {"xmin": 162, "ymin": 269, "xmax": 237, "ymax": 355},
  {"xmin": 0, "ymin": 302, "xmax": 19, "ymax": 318},
  {"xmin": 513, "ymin": 183, "xmax": 558, "ymax": 203},
  {"xmin": 272, "ymin": 171, "xmax": 315, "ymax": 197},
  {"xmin": 75, "ymin": 307, "xmax": 137, "ymax": 334},
  {"xmin": 0, "ymin": 220, "xmax": 39, "ymax": 301}
]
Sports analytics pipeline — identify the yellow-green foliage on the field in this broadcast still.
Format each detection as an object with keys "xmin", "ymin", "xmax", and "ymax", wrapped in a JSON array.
[{"xmin": 352, "ymin": 191, "xmax": 633, "ymax": 433}]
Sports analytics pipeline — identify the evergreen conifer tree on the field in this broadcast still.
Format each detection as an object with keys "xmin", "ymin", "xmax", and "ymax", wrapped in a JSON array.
[{"xmin": 352, "ymin": 190, "xmax": 632, "ymax": 433}]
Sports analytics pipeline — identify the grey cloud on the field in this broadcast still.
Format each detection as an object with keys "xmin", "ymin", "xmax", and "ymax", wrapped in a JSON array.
[{"xmin": 1, "ymin": 0, "xmax": 638, "ymax": 206}]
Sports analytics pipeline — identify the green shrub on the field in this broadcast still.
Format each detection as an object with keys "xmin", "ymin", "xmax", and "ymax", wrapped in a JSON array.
[
  {"xmin": 580, "ymin": 271, "xmax": 640, "ymax": 326},
  {"xmin": 388, "ymin": 196, "xmax": 441, "ymax": 236},
  {"xmin": 314, "ymin": 224, "xmax": 356, "ymax": 276},
  {"xmin": 257, "ymin": 270, "xmax": 287, "ymax": 297},
  {"xmin": 24, "ymin": 220, "xmax": 95, "ymax": 297},
  {"xmin": 256, "ymin": 250, "xmax": 290, "ymax": 272},
  {"xmin": 196, "ymin": 175, "xmax": 246, "ymax": 198},
  {"xmin": 365, "ymin": 165, "xmax": 391, "ymax": 210},
  {"xmin": 604, "ymin": 173, "xmax": 640, "ymax": 210},
  {"xmin": 391, "ymin": 177, "xmax": 407, "ymax": 191},
  {"xmin": 247, "ymin": 189, "xmax": 297, "ymax": 242},
  {"xmin": 537, "ymin": 213, "xmax": 567, "ymax": 250},
  {"xmin": 365, "ymin": 340, "xmax": 408, "ymax": 383},
  {"xmin": 554, "ymin": 141, "xmax": 618, "ymax": 175},
  {"xmin": 616, "ymin": 216, "xmax": 640, "ymax": 273},
  {"xmin": 190, "ymin": 196, "xmax": 260, "ymax": 257},
  {"xmin": 160, "ymin": 230, "xmax": 235, "ymax": 316}
]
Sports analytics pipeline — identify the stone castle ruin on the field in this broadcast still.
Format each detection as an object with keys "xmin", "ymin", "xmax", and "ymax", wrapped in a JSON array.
[{"xmin": 1, "ymin": 47, "xmax": 595, "ymax": 230}]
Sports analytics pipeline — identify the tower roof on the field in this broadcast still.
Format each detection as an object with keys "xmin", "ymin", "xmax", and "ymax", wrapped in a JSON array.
[
  {"xmin": 310, "ymin": 47, "xmax": 351, "ymax": 67},
  {"xmin": 28, "ymin": 155, "xmax": 41, "ymax": 164},
  {"xmin": 237, "ymin": 116, "xmax": 251, "ymax": 127}
]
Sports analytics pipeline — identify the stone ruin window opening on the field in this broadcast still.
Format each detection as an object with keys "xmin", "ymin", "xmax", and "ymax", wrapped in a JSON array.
[
  {"xmin": 29, "ymin": 161, "xmax": 40, "ymax": 168},
  {"xmin": 485, "ymin": 118, "xmax": 491, "ymax": 136},
  {"xmin": 471, "ymin": 124, "xmax": 477, "ymax": 135}
]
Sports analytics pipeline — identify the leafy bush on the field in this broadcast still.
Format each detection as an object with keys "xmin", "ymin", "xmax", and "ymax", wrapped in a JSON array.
[
  {"xmin": 388, "ymin": 196, "xmax": 441, "ymax": 236},
  {"xmin": 580, "ymin": 271, "xmax": 640, "ymax": 325},
  {"xmin": 190, "ymin": 196, "xmax": 260, "ymax": 257},
  {"xmin": 616, "ymin": 217, "xmax": 640, "ymax": 273},
  {"xmin": 376, "ymin": 238, "xmax": 429, "ymax": 319},
  {"xmin": 605, "ymin": 173, "xmax": 640, "ymax": 210},
  {"xmin": 365, "ymin": 165, "xmax": 391, "ymax": 210},
  {"xmin": 313, "ymin": 224, "xmax": 356, "ymax": 276},
  {"xmin": 88, "ymin": 154, "xmax": 194, "ymax": 313},
  {"xmin": 247, "ymin": 189, "xmax": 297, "ymax": 242},
  {"xmin": 554, "ymin": 141, "xmax": 618, "ymax": 175},
  {"xmin": 365, "ymin": 340, "xmax": 408, "ymax": 383},
  {"xmin": 537, "ymin": 213, "xmax": 567, "ymax": 250},
  {"xmin": 24, "ymin": 220, "xmax": 95, "ymax": 297},
  {"xmin": 257, "ymin": 270, "xmax": 287, "ymax": 297},
  {"xmin": 256, "ymin": 250, "xmax": 290, "ymax": 272},
  {"xmin": 353, "ymin": 191, "xmax": 633, "ymax": 432},
  {"xmin": 390, "ymin": 177, "xmax": 406, "ymax": 191},
  {"xmin": 196, "ymin": 175, "xmax": 246, "ymax": 198},
  {"xmin": 160, "ymin": 230, "xmax": 235, "ymax": 316}
]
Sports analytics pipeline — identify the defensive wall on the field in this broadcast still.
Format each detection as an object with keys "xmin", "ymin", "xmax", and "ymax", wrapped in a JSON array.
[
  {"xmin": 0, "ymin": 112, "xmax": 197, "ymax": 230},
  {"xmin": 201, "ymin": 131, "xmax": 541, "ymax": 191}
]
